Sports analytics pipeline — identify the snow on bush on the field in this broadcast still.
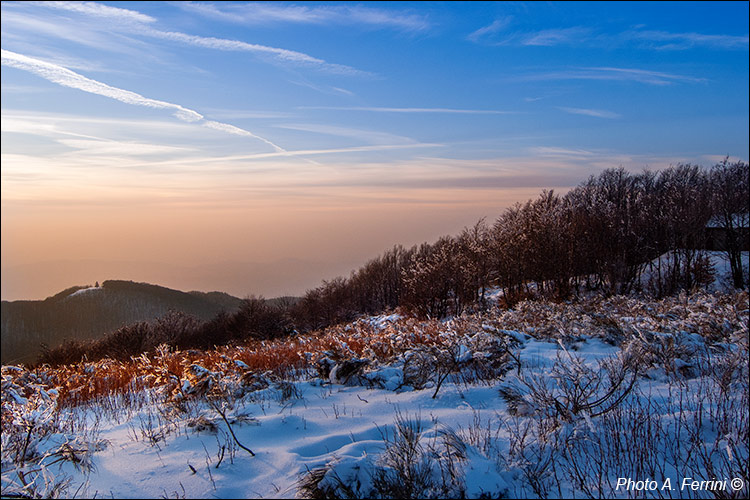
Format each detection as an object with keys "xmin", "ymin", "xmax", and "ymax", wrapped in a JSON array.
[{"xmin": 2, "ymin": 290, "xmax": 748, "ymax": 498}]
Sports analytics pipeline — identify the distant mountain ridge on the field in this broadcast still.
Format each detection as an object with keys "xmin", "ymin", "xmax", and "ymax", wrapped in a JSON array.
[{"xmin": 1, "ymin": 280, "xmax": 244, "ymax": 365}]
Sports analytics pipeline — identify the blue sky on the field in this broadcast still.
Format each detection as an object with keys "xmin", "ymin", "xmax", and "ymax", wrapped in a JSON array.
[{"xmin": 1, "ymin": 1, "xmax": 748, "ymax": 300}]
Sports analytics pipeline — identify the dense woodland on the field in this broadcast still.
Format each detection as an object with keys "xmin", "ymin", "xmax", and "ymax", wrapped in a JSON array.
[
  {"xmin": 293, "ymin": 160, "xmax": 748, "ymax": 323},
  {"xmin": 30, "ymin": 160, "xmax": 750, "ymax": 366}
]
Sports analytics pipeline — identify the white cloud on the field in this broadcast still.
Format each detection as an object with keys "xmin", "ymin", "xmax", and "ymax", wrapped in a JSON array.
[
  {"xmin": 522, "ymin": 27, "xmax": 591, "ymax": 46},
  {"xmin": 0, "ymin": 10, "xmax": 151, "ymax": 61},
  {"xmin": 14, "ymin": 1, "xmax": 368, "ymax": 76},
  {"xmin": 588, "ymin": 67, "xmax": 706, "ymax": 84},
  {"xmin": 202, "ymin": 121, "xmax": 285, "ymax": 152},
  {"xmin": 2, "ymin": 110, "xmax": 205, "ymax": 135},
  {"xmin": 288, "ymin": 80, "xmax": 357, "ymax": 97},
  {"xmin": 622, "ymin": 29, "xmax": 749, "ymax": 50},
  {"xmin": 274, "ymin": 123, "xmax": 416, "ymax": 145},
  {"xmin": 513, "ymin": 66, "xmax": 705, "ymax": 86},
  {"xmin": 56, "ymin": 138, "xmax": 196, "ymax": 156},
  {"xmin": 1, "ymin": 49, "xmax": 202, "ymax": 121},
  {"xmin": 469, "ymin": 23, "xmax": 591, "ymax": 47},
  {"xmin": 149, "ymin": 30, "xmax": 367, "ymax": 76},
  {"xmin": 463, "ymin": 16, "xmax": 748, "ymax": 51},
  {"xmin": 177, "ymin": 2, "xmax": 431, "ymax": 32},
  {"xmin": 300, "ymin": 106, "xmax": 511, "ymax": 114},
  {"xmin": 26, "ymin": 1, "xmax": 155, "ymax": 24},
  {"xmin": 557, "ymin": 106, "xmax": 622, "ymax": 119},
  {"xmin": 531, "ymin": 147, "xmax": 597, "ymax": 157},
  {"xmin": 1, "ymin": 114, "xmax": 107, "ymax": 141},
  {"xmin": 331, "ymin": 87, "xmax": 355, "ymax": 97},
  {"xmin": 467, "ymin": 18, "xmax": 512, "ymax": 43},
  {"xmin": 1, "ymin": 50, "xmax": 285, "ymax": 151},
  {"xmin": 135, "ymin": 143, "xmax": 445, "ymax": 165},
  {"xmin": 199, "ymin": 109, "xmax": 293, "ymax": 120}
]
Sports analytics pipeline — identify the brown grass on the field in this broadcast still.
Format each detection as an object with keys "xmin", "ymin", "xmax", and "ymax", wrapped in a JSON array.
[{"xmin": 2, "ymin": 290, "xmax": 746, "ymax": 412}]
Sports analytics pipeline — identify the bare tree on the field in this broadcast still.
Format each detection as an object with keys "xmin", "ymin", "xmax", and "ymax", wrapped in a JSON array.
[{"xmin": 710, "ymin": 159, "xmax": 750, "ymax": 289}]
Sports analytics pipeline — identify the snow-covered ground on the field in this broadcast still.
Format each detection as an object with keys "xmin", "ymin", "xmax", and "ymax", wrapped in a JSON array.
[
  {"xmin": 706, "ymin": 250, "xmax": 749, "ymax": 291},
  {"xmin": 2, "ymin": 289, "xmax": 748, "ymax": 499},
  {"xmin": 66, "ymin": 286, "xmax": 104, "ymax": 299},
  {"xmin": 640, "ymin": 250, "xmax": 749, "ymax": 294}
]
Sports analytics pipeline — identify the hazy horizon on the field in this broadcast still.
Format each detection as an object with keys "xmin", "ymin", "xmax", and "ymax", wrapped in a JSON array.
[
  {"xmin": 2, "ymin": 1, "xmax": 748, "ymax": 302},
  {"xmin": 0, "ymin": 256, "xmax": 351, "ymax": 300},
  {"xmin": 0, "ymin": 188, "xmax": 567, "ymax": 300}
]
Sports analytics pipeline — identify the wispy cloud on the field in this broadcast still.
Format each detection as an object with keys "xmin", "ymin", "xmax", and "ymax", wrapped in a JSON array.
[
  {"xmin": 2, "ymin": 113, "xmax": 123, "ymax": 142},
  {"xmin": 0, "ymin": 83, "xmax": 52, "ymax": 94},
  {"xmin": 468, "ymin": 20, "xmax": 591, "ymax": 47},
  {"xmin": 588, "ymin": 66, "xmax": 706, "ymax": 85},
  {"xmin": 18, "ymin": 1, "xmax": 368, "ymax": 76},
  {"xmin": 201, "ymin": 121, "xmax": 284, "ymax": 152},
  {"xmin": 331, "ymin": 87, "xmax": 355, "ymax": 97},
  {"xmin": 274, "ymin": 123, "xmax": 416, "ymax": 145},
  {"xmin": 467, "ymin": 18, "xmax": 512, "ymax": 43},
  {"xmin": 464, "ymin": 14, "xmax": 748, "ymax": 52},
  {"xmin": 557, "ymin": 106, "xmax": 621, "ymax": 119},
  {"xmin": 26, "ymin": 0, "xmax": 156, "ymax": 24},
  {"xmin": 300, "ymin": 106, "xmax": 512, "ymax": 114},
  {"xmin": 622, "ymin": 29, "xmax": 749, "ymax": 50},
  {"xmin": 266, "ymin": 142, "xmax": 441, "ymax": 159},
  {"xmin": 146, "ymin": 30, "xmax": 368, "ymax": 76},
  {"xmin": 198, "ymin": 109, "xmax": 293, "ymax": 120},
  {"xmin": 288, "ymin": 79, "xmax": 356, "ymax": 97},
  {"xmin": 530, "ymin": 147, "xmax": 597, "ymax": 157},
  {"xmin": 2, "ymin": 110, "xmax": 208, "ymax": 137},
  {"xmin": 138, "ymin": 143, "xmax": 444, "ymax": 166},
  {"xmin": 1, "ymin": 49, "xmax": 201, "ymax": 121},
  {"xmin": 56, "ymin": 138, "xmax": 195, "ymax": 157},
  {"xmin": 522, "ymin": 27, "xmax": 591, "ymax": 46},
  {"xmin": 1, "ymin": 49, "xmax": 286, "ymax": 152},
  {"xmin": 513, "ymin": 66, "xmax": 705, "ymax": 86},
  {"xmin": 176, "ymin": 2, "xmax": 431, "ymax": 32},
  {"xmin": 0, "ymin": 9, "xmax": 153, "ymax": 62}
]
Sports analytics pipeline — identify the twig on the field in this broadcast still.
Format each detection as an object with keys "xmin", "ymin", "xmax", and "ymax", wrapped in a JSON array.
[
  {"xmin": 215, "ymin": 445, "xmax": 225, "ymax": 469},
  {"xmin": 210, "ymin": 401, "xmax": 255, "ymax": 456}
]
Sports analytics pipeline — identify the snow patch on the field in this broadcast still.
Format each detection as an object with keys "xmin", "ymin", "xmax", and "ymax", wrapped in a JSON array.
[{"xmin": 68, "ymin": 286, "xmax": 103, "ymax": 298}]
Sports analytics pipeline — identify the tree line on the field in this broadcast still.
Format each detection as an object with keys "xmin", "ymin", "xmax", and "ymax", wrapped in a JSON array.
[
  {"xmin": 293, "ymin": 160, "xmax": 748, "ymax": 324},
  {"xmin": 37, "ymin": 161, "xmax": 748, "ymax": 366}
]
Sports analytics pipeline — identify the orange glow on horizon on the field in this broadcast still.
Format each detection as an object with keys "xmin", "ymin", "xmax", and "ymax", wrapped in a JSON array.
[{"xmin": 1, "ymin": 185, "xmax": 558, "ymax": 300}]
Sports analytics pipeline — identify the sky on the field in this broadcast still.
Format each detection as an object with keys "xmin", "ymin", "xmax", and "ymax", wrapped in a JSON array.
[{"xmin": 1, "ymin": 1, "xmax": 748, "ymax": 301}]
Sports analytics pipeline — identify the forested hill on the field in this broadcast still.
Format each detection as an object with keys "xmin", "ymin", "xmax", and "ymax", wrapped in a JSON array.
[{"xmin": 0, "ymin": 280, "xmax": 244, "ymax": 365}]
